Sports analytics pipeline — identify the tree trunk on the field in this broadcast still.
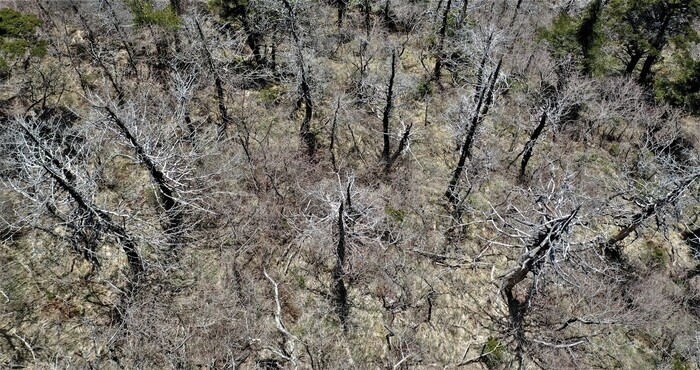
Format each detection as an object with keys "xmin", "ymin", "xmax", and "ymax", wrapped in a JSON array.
[
  {"xmin": 446, "ymin": 58, "xmax": 501, "ymax": 207},
  {"xmin": 382, "ymin": 51, "xmax": 397, "ymax": 164},
  {"xmin": 577, "ymin": 0, "xmax": 602, "ymax": 76},
  {"xmin": 170, "ymin": 0, "xmax": 183, "ymax": 14},
  {"xmin": 383, "ymin": 0, "xmax": 397, "ymax": 31},
  {"xmin": 18, "ymin": 121, "xmax": 144, "ymax": 276},
  {"xmin": 387, "ymin": 123, "xmax": 412, "ymax": 171},
  {"xmin": 501, "ymin": 207, "xmax": 579, "ymax": 359},
  {"xmin": 194, "ymin": 19, "xmax": 229, "ymax": 139},
  {"xmin": 519, "ymin": 110, "xmax": 547, "ymax": 178},
  {"xmin": 638, "ymin": 54, "xmax": 657, "ymax": 85},
  {"xmin": 241, "ymin": 17, "xmax": 265, "ymax": 66},
  {"xmin": 299, "ymin": 76, "xmax": 316, "ymax": 157},
  {"xmin": 459, "ymin": 0, "xmax": 469, "ymax": 26},
  {"xmin": 105, "ymin": 108, "xmax": 182, "ymax": 252},
  {"xmin": 639, "ymin": 9, "xmax": 673, "ymax": 85},
  {"xmin": 337, "ymin": 0, "xmax": 348, "ymax": 28},
  {"xmin": 475, "ymin": 32, "xmax": 494, "ymax": 92},
  {"xmin": 601, "ymin": 173, "xmax": 700, "ymax": 263},
  {"xmin": 330, "ymin": 98, "xmax": 341, "ymax": 171},
  {"xmin": 281, "ymin": 0, "xmax": 317, "ymax": 156},
  {"xmin": 332, "ymin": 203, "xmax": 349, "ymax": 330},
  {"xmin": 363, "ymin": 0, "xmax": 372, "ymax": 37},
  {"xmin": 625, "ymin": 50, "xmax": 644, "ymax": 75},
  {"xmin": 70, "ymin": 1, "xmax": 124, "ymax": 103},
  {"xmin": 104, "ymin": 0, "xmax": 138, "ymax": 76},
  {"xmin": 433, "ymin": 0, "xmax": 452, "ymax": 82}
]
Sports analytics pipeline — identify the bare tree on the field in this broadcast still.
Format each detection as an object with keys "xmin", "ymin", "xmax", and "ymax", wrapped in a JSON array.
[
  {"xmin": 432, "ymin": 0, "xmax": 452, "ymax": 82},
  {"xmin": 0, "ymin": 116, "xmax": 143, "ymax": 277},
  {"xmin": 445, "ymin": 57, "xmax": 502, "ymax": 208},
  {"xmin": 379, "ymin": 49, "xmax": 412, "ymax": 172},
  {"xmin": 382, "ymin": 51, "xmax": 397, "ymax": 164},
  {"xmin": 514, "ymin": 67, "xmax": 593, "ymax": 178},
  {"xmin": 332, "ymin": 202, "xmax": 349, "ymax": 330},
  {"xmin": 499, "ymin": 205, "xmax": 580, "ymax": 365},
  {"xmin": 602, "ymin": 169, "xmax": 700, "ymax": 264},
  {"xmin": 193, "ymin": 17, "xmax": 230, "ymax": 140},
  {"xmin": 279, "ymin": 0, "xmax": 317, "ymax": 157}
]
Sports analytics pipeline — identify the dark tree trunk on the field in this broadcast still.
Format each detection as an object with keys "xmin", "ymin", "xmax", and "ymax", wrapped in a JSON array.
[
  {"xmin": 601, "ymin": 173, "xmax": 700, "ymax": 264},
  {"xmin": 299, "ymin": 72, "xmax": 316, "ymax": 156},
  {"xmin": 519, "ymin": 111, "xmax": 547, "ymax": 178},
  {"xmin": 70, "ymin": 1, "xmax": 124, "ymax": 103},
  {"xmin": 337, "ymin": 0, "xmax": 348, "ymax": 28},
  {"xmin": 577, "ymin": 0, "xmax": 602, "ymax": 76},
  {"xmin": 19, "ymin": 121, "xmax": 144, "ymax": 276},
  {"xmin": 445, "ymin": 87, "xmax": 484, "ymax": 206},
  {"xmin": 433, "ymin": 0, "xmax": 452, "ymax": 82},
  {"xmin": 475, "ymin": 32, "xmax": 494, "ymax": 92},
  {"xmin": 446, "ymin": 58, "xmax": 501, "ymax": 206},
  {"xmin": 241, "ymin": 17, "xmax": 265, "ymax": 66},
  {"xmin": 383, "ymin": 0, "xmax": 397, "ymax": 31},
  {"xmin": 459, "ymin": 0, "xmax": 469, "ymax": 25},
  {"xmin": 638, "ymin": 54, "xmax": 657, "ymax": 85},
  {"xmin": 382, "ymin": 51, "xmax": 397, "ymax": 163},
  {"xmin": 509, "ymin": 0, "xmax": 524, "ymax": 26},
  {"xmin": 363, "ymin": 0, "xmax": 372, "ymax": 37},
  {"xmin": 104, "ymin": 0, "xmax": 138, "ymax": 76},
  {"xmin": 105, "ymin": 108, "xmax": 182, "ymax": 252},
  {"xmin": 501, "ymin": 208, "xmax": 579, "ymax": 360},
  {"xmin": 639, "ymin": 9, "xmax": 673, "ymax": 85},
  {"xmin": 184, "ymin": 111, "xmax": 196, "ymax": 144},
  {"xmin": 170, "ymin": 0, "xmax": 183, "ymax": 14},
  {"xmin": 330, "ymin": 98, "xmax": 341, "ymax": 171},
  {"xmin": 332, "ymin": 203, "xmax": 349, "ymax": 330},
  {"xmin": 281, "ymin": 0, "xmax": 317, "ymax": 157},
  {"xmin": 625, "ymin": 49, "xmax": 644, "ymax": 75},
  {"xmin": 194, "ymin": 19, "xmax": 229, "ymax": 139}
]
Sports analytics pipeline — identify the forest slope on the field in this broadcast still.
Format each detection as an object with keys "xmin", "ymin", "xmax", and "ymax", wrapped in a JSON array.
[{"xmin": 1, "ymin": 0, "xmax": 700, "ymax": 368}]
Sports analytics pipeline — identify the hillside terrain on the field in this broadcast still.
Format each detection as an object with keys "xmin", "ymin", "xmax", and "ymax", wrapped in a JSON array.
[{"xmin": 1, "ymin": 0, "xmax": 700, "ymax": 368}]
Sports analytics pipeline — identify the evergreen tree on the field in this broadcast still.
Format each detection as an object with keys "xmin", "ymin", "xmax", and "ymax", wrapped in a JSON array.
[{"xmin": 0, "ymin": 8, "xmax": 45, "ymax": 77}]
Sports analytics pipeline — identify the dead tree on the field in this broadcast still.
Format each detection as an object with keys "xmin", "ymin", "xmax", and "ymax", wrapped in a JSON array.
[
  {"xmin": 445, "ymin": 58, "xmax": 502, "ymax": 207},
  {"xmin": 69, "ymin": 0, "xmax": 124, "ymax": 103},
  {"xmin": 500, "ymin": 206, "xmax": 579, "ymax": 365},
  {"xmin": 330, "ymin": 97, "xmax": 341, "ymax": 172},
  {"xmin": 474, "ymin": 32, "xmax": 495, "ymax": 93},
  {"xmin": 601, "ymin": 172, "xmax": 700, "ymax": 263},
  {"xmin": 280, "ymin": 0, "xmax": 317, "ymax": 157},
  {"xmin": 386, "ymin": 122, "xmax": 413, "ymax": 172},
  {"xmin": 362, "ymin": 0, "xmax": 372, "ymax": 37},
  {"xmin": 264, "ymin": 270, "xmax": 299, "ymax": 367},
  {"xmin": 170, "ymin": 65, "xmax": 199, "ymax": 144},
  {"xmin": 382, "ymin": 51, "xmax": 397, "ymax": 164},
  {"xmin": 332, "ymin": 203, "xmax": 349, "ymax": 330},
  {"xmin": 102, "ymin": 106, "xmax": 183, "ymax": 252},
  {"xmin": 103, "ymin": 0, "xmax": 139, "ymax": 76},
  {"xmin": 519, "ymin": 110, "xmax": 547, "ymax": 178},
  {"xmin": 194, "ymin": 18, "xmax": 230, "ymax": 140},
  {"xmin": 215, "ymin": 0, "xmax": 266, "ymax": 67},
  {"xmin": 336, "ymin": 0, "xmax": 349, "ymax": 28},
  {"xmin": 380, "ymin": 51, "xmax": 412, "ymax": 172},
  {"xmin": 432, "ymin": 0, "xmax": 452, "ymax": 82},
  {"xmin": 170, "ymin": 0, "xmax": 184, "ymax": 15},
  {"xmin": 382, "ymin": 0, "xmax": 397, "ymax": 31},
  {"xmin": 3, "ymin": 117, "xmax": 144, "ymax": 276}
]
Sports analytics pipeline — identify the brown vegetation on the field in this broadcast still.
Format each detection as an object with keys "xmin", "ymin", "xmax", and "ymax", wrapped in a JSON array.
[{"xmin": 1, "ymin": 0, "xmax": 700, "ymax": 368}]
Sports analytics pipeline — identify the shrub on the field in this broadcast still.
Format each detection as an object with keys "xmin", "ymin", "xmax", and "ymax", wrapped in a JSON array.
[
  {"xmin": 0, "ymin": 8, "xmax": 46, "ymax": 77},
  {"xmin": 126, "ymin": 0, "xmax": 180, "ymax": 30},
  {"xmin": 655, "ymin": 50, "xmax": 700, "ymax": 114},
  {"xmin": 482, "ymin": 337, "xmax": 506, "ymax": 369}
]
